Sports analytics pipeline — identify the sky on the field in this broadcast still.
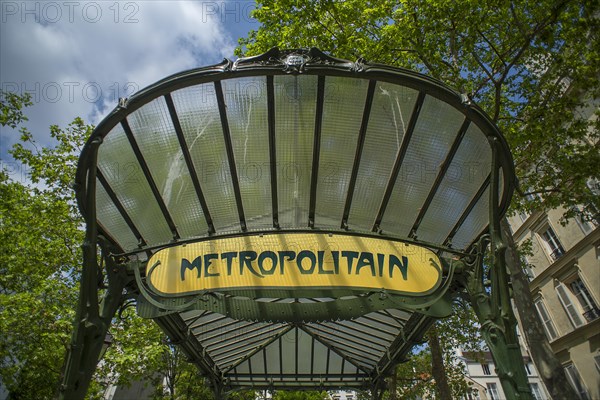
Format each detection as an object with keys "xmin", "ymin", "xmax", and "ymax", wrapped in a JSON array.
[{"xmin": 0, "ymin": 0, "xmax": 259, "ymax": 183}]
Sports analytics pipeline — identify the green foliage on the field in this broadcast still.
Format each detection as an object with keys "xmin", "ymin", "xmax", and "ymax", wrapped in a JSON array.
[
  {"xmin": 0, "ymin": 91, "xmax": 88, "ymax": 398},
  {"xmin": 0, "ymin": 91, "xmax": 32, "ymax": 129},
  {"xmin": 0, "ymin": 89, "xmax": 224, "ymax": 400},
  {"xmin": 238, "ymin": 0, "xmax": 600, "ymax": 223},
  {"xmin": 391, "ymin": 308, "xmax": 480, "ymax": 399},
  {"xmin": 94, "ymin": 308, "xmax": 166, "ymax": 391}
]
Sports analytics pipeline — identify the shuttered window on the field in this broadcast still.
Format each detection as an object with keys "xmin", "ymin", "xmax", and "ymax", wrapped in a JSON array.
[
  {"xmin": 534, "ymin": 299, "xmax": 558, "ymax": 340},
  {"xmin": 555, "ymin": 283, "xmax": 585, "ymax": 328}
]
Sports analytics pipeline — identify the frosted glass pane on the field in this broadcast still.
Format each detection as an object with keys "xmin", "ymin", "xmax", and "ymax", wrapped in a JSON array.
[
  {"xmin": 385, "ymin": 308, "xmax": 412, "ymax": 321},
  {"xmin": 235, "ymin": 362, "xmax": 250, "ymax": 374},
  {"xmin": 281, "ymin": 328, "xmax": 296, "ymax": 373},
  {"xmin": 416, "ymin": 123, "xmax": 491, "ymax": 243},
  {"xmin": 171, "ymin": 83, "xmax": 239, "ymax": 233},
  {"xmin": 297, "ymin": 328, "xmax": 313, "ymax": 372},
  {"xmin": 264, "ymin": 336, "xmax": 281, "ymax": 374},
  {"xmin": 274, "ymin": 75, "xmax": 317, "ymax": 228},
  {"xmin": 310, "ymin": 325, "xmax": 382, "ymax": 352},
  {"xmin": 348, "ymin": 82, "xmax": 419, "ymax": 230},
  {"xmin": 127, "ymin": 97, "xmax": 209, "ymax": 239},
  {"xmin": 315, "ymin": 77, "xmax": 369, "ymax": 227},
  {"xmin": 327, "ymin": 350, "xmax": 343, "ymax": 374},
  {"xmin": 450, "ymin": 165, "xmax": 503, "ymax": 249},
  {"xmin": 97, "ymin": 123, "xmax": 172, "ymax": 245},
  {"xmin": 95, "ymin": 181, "xmax": 139, "ymax": 251},
  {"xmin": 311, "ymin": 342, "xmax": 328, "ymax": 374},
  {"xmin": 222, "ymin": 77, "xmax": 272, "ymax": 230},
  {"xmin": 379, "ymin": 95, "xmax": 466, "ymax": 237},
  {"xmin": 210, "ymin": 325, "xmax": 280, "ymax": 352},
  {"xmin": 452, "ymin": 186, "xmax": 490, "ymax": 249}
]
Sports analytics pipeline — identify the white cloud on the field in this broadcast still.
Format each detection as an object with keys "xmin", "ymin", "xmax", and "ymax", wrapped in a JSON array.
[{"xmin": 1, "ymin": 0, "xmax": 250, "ymax": 172}]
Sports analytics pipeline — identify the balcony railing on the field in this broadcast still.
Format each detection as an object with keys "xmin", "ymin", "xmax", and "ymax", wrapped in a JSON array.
[
  {"xmin": 582, "ymin": 307, "xmax": 600, "ymax": 323},
  {"xmin": 549, "ymin": 248, "xmax": 564, "ymax": 261}
]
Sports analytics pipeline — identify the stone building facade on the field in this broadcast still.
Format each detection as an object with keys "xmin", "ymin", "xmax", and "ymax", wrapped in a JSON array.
[{"xmin": 507, "ymin": 208, "xmax": 599, "ymax": 400}]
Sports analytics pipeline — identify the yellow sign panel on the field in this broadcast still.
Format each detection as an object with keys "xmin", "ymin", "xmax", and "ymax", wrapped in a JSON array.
[{"xmin": 147, "ymin": 233, "xmax": 442, "ymax": 296}]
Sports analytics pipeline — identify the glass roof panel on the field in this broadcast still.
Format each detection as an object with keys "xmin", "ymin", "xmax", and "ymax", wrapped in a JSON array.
[
  {"xmin": 126, "ymin": 96, "xmax": 209, "ymax": 239},
  {"xmin": 97, "ymin": 123, "xmax": 173, "ymax": 246},
  {"xmin": 305, "ymin": 323, "xmax": 387, "ymax": 353},
  {"xmin": 415, "ymin": 123, "xmax": 492, "ymax": 244},
  {"xmin": 222, "ymin": 76, "xmax": 273, "ymax": 230},
  {"xmin": 281, "ymin": 329, "xmax": 296, "ymax": 373},
  {"xmin": 274, "ymin": 74, "xmax": 317, "ymax": 228},
  {"xmin": 348, "ymin": 81, "xmax": 419, "ymax": 230},
  {"xmin": 95, "ymin": 181, "xmax": 139, "ymax": 250},
  {"xmin": 378, "ymin": 94, "xmax": 466, "ymax": 237},
  {"xmin": 452, "ymin": 186, "xmax": 490, "ymax": 249},
  {"xmin": 171, "ymin": 83, "xmax": 240, "ymax": 233},
  {"xmin": 315, "ymin": 76, "xmax": 370, "ymax": 227},
  {"xmin": 264, "ymin": 335, "xmax": 282, "ymax": 375},
  {"xmin": 385, "ymin": 308, "xmax": 413, "ymax": 321},
  {"xmin": 297, "ymin": 329, "xmax": 313, "ymax": 372}
]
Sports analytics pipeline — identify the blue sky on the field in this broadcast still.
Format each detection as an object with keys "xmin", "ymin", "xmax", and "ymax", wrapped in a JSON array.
[{"xmin": 0, "ymin": 0, "xmax": 259, "ymax": 182}]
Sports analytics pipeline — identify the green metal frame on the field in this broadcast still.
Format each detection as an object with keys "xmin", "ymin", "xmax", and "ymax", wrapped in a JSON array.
[
  {"xmin": 59, "ymin": 48, "xmax": 533, "ymax": 400},
  {"xmin": 59, "ymin": 139, "xmax": 133, "ymax": 399},
  {"xmin": 458, "ymin": 138, "xmax": 532, "ymax": 399}
]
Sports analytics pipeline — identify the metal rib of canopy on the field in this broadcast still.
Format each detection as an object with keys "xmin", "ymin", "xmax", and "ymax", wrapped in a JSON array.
[{"xmin": 73, "ymin": 48, "xmax": 515, "ymax": 393}]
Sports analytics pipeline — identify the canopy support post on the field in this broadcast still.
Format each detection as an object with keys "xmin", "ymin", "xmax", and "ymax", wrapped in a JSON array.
[
  {"xmin": 370, "ymin": 382, "xmax": 386, "ymax": 400},
  {"xmin": 210, "ymin": 378, "xmax": 228, "ymax": 400},
  {"xmin": 465, "ymin": 138, "xmax": 532, "ymax": 400},
  {"xmin": 59, "ymin": 139, "xmax": 131, "ymax": 399}
]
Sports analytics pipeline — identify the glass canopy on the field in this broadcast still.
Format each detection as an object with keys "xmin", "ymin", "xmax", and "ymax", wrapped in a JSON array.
[
  {"xmin": 66, "ymin": 48, "xmax": 517, "ymax": 397},
  {"xmin": 81, "ymin": 49, "xmax": 513, "ymax": 258}
]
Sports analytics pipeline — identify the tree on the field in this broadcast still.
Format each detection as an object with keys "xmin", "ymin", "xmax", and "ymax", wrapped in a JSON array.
[
  {"xmin": 389, "ymin": 307, "xmax": 481, "ymax": 400},
  {"xmin": 237, "ymin": 1, "xmax": 599, "ymax": 398},
  {"xmin": 0, "ymin": 92, "xmax": 87, "ymax": 399},
  {"xmin": 0, "ymin": 91, "xmax": 214, "ymax": 399},
  {"xmin": 96, "ymin": 309, "xmax": 222, "ymax": 400}
]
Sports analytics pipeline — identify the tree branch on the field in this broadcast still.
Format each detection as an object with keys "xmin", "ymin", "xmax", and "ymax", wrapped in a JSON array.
[{"xmin": 477, "ymin": 28, "xmax": 507, "ymax": 68}]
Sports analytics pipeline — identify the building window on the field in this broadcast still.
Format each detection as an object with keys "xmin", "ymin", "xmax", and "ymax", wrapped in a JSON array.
[
  {"xmin": 594, "ymin": 354, "xmax": 600, "ymax": 373},
  {"xmin": 486, "ymin": 383, "xmax": 500, "ymax": 400},
  {"xmin": 519, "ymin": 211, "xmax": 529, "ymax": 222},
  {"xmin": 541, "ymin": 227, "xmax": 565, "ymax": 261},
  {"xmin": 465, "ymin": 390, "xmax": 481, "ymax": 400},
  {"xmin": 569, "ymin": 278, "xmax": 600, "ymax": 322},
  {"xmin": 574, "ymin": 213, "xmax": 594, "ymax": 235},
  {"xmin": 530, "ymin": 383, "xmax": 543, "ymax": 400},
  {"xmin": 524, "ymin": 265, "xmax": 535, "ymax": 281},
  {"xmin": 564, "ymin": 364, "xmax": 590, "ymax": 400},
  {"xmin": 482, "ymin": 363, "xmax": 491, "ymax": 375},
  {"xmin": 534, "ymin": 299, "xmax": 558, "ymax": 340},
  {"xmin": 524, "ymin": 363, "xmax": 532, "ymax": 375},
  {"xmin": 555, "ymin": 282, "xmax": 585, "ymax": 328}
]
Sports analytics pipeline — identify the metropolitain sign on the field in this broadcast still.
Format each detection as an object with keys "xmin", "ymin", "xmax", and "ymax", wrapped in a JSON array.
[{"xmin": 146, "ymin": 233, "xmax": 443, "ymax": 296}]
